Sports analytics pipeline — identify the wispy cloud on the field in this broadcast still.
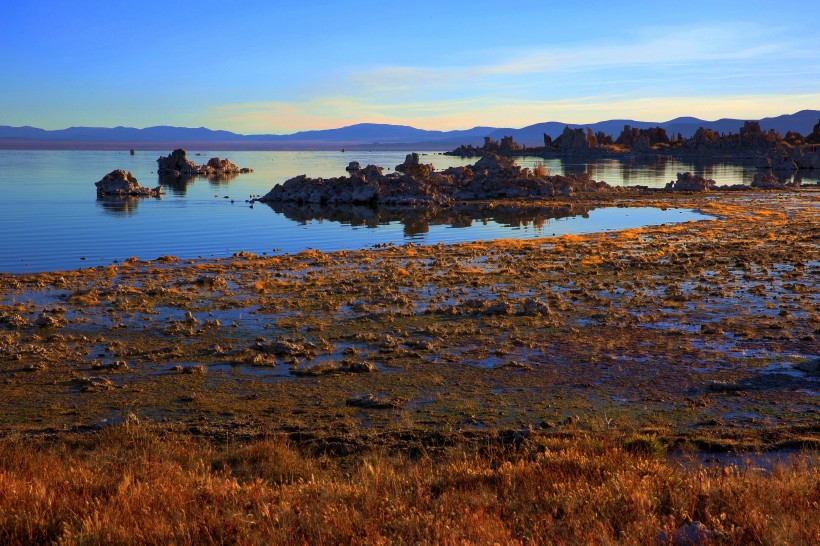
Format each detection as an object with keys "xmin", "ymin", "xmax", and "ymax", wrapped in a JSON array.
[{"xmin": 345, "ymin": 22, "xmax": 808, "ymax": 98}]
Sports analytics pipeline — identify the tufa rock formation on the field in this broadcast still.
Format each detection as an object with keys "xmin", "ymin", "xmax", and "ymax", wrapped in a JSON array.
[
  {"xmin": 156, "ymin": 149, "xmax": 253, "ymax": 177},
  {"xmin": 394, "ymin": 153, "xmax": 435, "ymax": 178},
  {"xmin": 665, "ymin": 172, "xmax": 716, "ymax": 192},
  {"xmin": 557, "ymin": 127, "xmax": 598, "ymax": 154},
  {"xmin": 95, "ymin": 170, "xmax": 162, "ymax": 197},
  {"xmin": 751, "ymin": 171, "xmax": 800, "ymax": 189},
  {"xmin": 256, "ymin": 153, "xmax": 614, "ymax": 207}
]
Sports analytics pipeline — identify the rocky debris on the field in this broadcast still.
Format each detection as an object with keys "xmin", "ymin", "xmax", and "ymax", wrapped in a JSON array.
[
  {"xmin": 193, "ymin": 275, "xmax": 229, "ymax": 290},
  {"xmin": 257, "ymin": 153, "xmax": 613, "ymax": 207},
  {"xmin": 438, "ymin": 295, "xmax": 558, "ymax": 317},
  {"xmin": 172, "ymin": 364, "xmax": 206, "ymax": 375},
  {"xmin": 291, "ymin": 359, "xmax": 376, "ymax": 376},
  {"xmin": 345, "ymin": 394, "xmax": 404, "ymax": 409},
  {"xmin": 665, "ymin": 172, "xmax": 716, "ymax": 192},
  {"xmin": 499, "ymin": 360, "xmax": 534, "ymax": 370},
  {"xmin": 257, "ymin": 338, "xmax": 318, "ymax": 358},
  {"xmin": 156, "ymin": 149, "xmax": 253, "ymax": 177},
  {"xmin": 35, "ymin": 312, "xmax": 66, "ymax": 328},
  {"xmin": 77, "ymin": 376, "xmax": 116, "ymax": 392},
  {"xmin": 95, "ymin": 170, "xmax": 162, "ymax": 197},
  {"xmin": 183, "ymin": 311, "xmax": 199, "ymax": 325},
  {"xmin": 0, "ymin": 313, "xmax": 30, "ymax": 328},
  {"xmin": 91, "ymin": 360, "xmax": 129, "ymax": 371},
  {"xmin": 35, "ymin": 308, "xmax": 67, "ymax": 328},
  {"xmin": 521, "ymin": 298, "xmax": 551, "ymax": 316}
]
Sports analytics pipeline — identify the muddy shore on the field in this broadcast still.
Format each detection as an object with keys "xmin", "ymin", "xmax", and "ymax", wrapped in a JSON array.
[{"xmin": 0, "ymin": 189, "xmax": 817, "ymax": 454}]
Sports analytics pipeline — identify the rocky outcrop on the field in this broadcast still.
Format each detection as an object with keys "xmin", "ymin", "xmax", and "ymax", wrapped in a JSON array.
[
  {"xmin": 204, "ymin": 156, "xmax": 252, "ymax": 174},
  {"xmin": 751, "ymin": 171, "xmax": 800, "ymax": 189},
  {"xmin": 156, "ymin": 149, "xmax": 196, "ymax": 175},
  {"xmin": 447, "ymin": 135, "xmax": 527, "ymax": 157},
  {"xmin": 665, "ymin": 172, "xmax": 716, "ymax": 192},
  {"xmin": 395, "ymin": 153, "xmax": 434, "ymax": 178},
  {"xmin": 807, "ymin": 118, "xmax": 820, "ymax": 144},
  {"xmin": 257, "ymin": 153, "xmax": 614, "ymax": 207},
  {"xmin": 156, "ymin": 149, "xmax": 253, "ymax": 177},
  {"xmin": 557, "ymin": 127, "xmax": 598, "ymax": 154},
  {"xmin": 95, "ymin": 170, "xmax": 162, "ymax": 197}
]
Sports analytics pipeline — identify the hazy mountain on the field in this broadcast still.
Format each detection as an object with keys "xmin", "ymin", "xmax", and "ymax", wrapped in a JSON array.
[
  {"xmin": 483, "ymin": 110, "xmax": 820, "ymax": 146},
  {"xmin": 0, "ymin": 110, "xmax": 816, "ymax": 150}
]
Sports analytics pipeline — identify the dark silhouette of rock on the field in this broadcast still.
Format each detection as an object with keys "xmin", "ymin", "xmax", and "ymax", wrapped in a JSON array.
[
  {"xmin": 616, "ymin": 125, "xmax": 642, "ymax": 149},
  {"xmin": 557, "ymin": 126, "xmax": 598, "ymax": 154},
  {"xmin": 543, "ymin": 133, "xmax": 552, "ymax": 147},
  {"xmin": 595, "ymin": 131, "xmax": 614, "ymax": 146},
  {"xmin": 808, "ymin": 118, "xmax": 820, "ymax": 143},
  {"xmin": 95, "ymin": 170, "xmax": 161, "ymax": 197},
  {"xmin": 499, "ymin": 136, "xmax": 521, "ymax": 154}
]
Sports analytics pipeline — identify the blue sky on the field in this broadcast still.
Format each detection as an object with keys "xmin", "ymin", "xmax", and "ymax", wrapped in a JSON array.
[{"xmin": 2, "ymin": 0, "xmax": 818, "ymax": 133}]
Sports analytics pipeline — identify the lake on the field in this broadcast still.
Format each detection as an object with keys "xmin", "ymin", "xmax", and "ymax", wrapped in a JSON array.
[{"xmin": 0, "ymin": 149, "xmax": 757, "ymax": 273}]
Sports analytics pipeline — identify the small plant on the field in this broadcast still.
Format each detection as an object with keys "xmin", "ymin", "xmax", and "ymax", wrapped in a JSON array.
[
  {"xmin": 623, "ymin": 433, "xmax": 666, "ymax": 458},
  {"xmin": 532, "ymin": 162, "xmax": 550, "ymax": 177}
]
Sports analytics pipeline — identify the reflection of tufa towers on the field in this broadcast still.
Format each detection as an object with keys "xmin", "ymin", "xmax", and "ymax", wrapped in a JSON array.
[{"xmin": 96, "ymin": 197, "xmax": 141, "ymax": 217}]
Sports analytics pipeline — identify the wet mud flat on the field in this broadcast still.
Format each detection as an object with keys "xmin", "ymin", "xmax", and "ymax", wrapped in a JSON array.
[{"xmin": 0, "ymin": 189, "xmax": 817, "ymax": 454}]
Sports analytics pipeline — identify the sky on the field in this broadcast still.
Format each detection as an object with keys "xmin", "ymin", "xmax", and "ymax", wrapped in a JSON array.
[{"xmin": 1, "ymin": 0, "xmax": 819, "ymax": 134}]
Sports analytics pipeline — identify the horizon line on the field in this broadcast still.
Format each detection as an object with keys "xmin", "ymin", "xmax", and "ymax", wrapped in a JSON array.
[{"xmin": 3, "ymin": 108, "xmax": 817, "ymax": 136}]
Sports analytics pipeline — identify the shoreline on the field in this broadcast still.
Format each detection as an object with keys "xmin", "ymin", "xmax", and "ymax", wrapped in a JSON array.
[{"xmin": 1, "ymin": 189, "xmax": 817, "ymax": 453}]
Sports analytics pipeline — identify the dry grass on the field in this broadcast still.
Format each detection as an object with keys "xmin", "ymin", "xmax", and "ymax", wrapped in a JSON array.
[
  {"xmin": 0, "ymin": 424, "xmax": 817, "ymax": 545},
  {"xmin": 532, "ymin": 162, "xmax": 550, "ymax": 177}
]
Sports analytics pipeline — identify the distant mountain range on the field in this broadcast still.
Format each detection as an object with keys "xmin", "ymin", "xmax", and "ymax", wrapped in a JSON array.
[{"xmin": 1, "ymin": 110, "xmax": 817, "ymax": 151}]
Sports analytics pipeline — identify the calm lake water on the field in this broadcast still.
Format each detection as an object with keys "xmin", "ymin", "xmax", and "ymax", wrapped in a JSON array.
[{"xmin": 0, "ymin": 149, "xmax": 755, "ymax": 273}]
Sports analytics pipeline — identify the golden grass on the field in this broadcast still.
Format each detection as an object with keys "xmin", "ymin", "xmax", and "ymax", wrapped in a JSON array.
[{"xmin": 0, "ymin": 425, "xmax": 817, "ymax": 545}]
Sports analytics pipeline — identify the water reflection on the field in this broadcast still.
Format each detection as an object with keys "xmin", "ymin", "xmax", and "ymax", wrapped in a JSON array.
[
  {"xmin": 508, "ymin": 156, "xmax": 806, "ymax": 187},
  {"xmin": 158, "ymin": 172, "xmax": 240, "ymax": 196},
  {"xmin": 96, "ymin": 197, "xmax": 142, "ymax": 217},
  {"xmin": 262, "ymin": 202, "xmax": 593, "ymax": 237}
]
